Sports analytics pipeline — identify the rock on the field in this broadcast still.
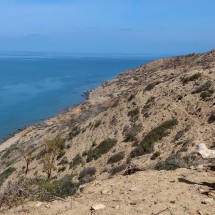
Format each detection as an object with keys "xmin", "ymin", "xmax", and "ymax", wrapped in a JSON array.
[
  {"xmin": 36, "ymin": 202, "xmax": 43, "ymax": 207},
  {"xmin": 198, "ymin": 187, "xmax": 209, "ymax": 194},
  {"xmin": 197, "ymin": 165, "xmax": 204, "ymax": 170},
  {"xmin": 129, "ymin": 187, "xmax": 137, "ymax": 191},
  {"xmin": 79, "ymin": 184, "xmax": 86, "ymax": 193},
  {"xmin": 91, "ymin": 203, "xmax": 106, "ymax": 211},
  {"xmin": 197, "ymin": 210, "xmax": 204, "ymax": 215},
  {"xmin": 79, "ymin": 184, "xmax": 94, "ymax": 194},
  {"xmin": 101, "ymin": 188, "xmax": 110, "ymax": 194},
  {"xmin": 201, "ymin": 198, "xmax": 214, "ymax": 205}
]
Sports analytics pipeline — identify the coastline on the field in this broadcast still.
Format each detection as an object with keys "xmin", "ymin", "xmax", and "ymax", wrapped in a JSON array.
[
  {"xmin": 0, "ymin": 76, "xmax": 118, "ymax": 153},
  {"xmin": 0, "ymin": 55, "xmax": 169, "ymax": 154}
]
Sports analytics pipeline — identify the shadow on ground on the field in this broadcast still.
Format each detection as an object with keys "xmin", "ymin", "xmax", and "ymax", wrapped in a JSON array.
[{"xmin": 178, "ymin": 178, "xmax": 215, "ymax": 190}]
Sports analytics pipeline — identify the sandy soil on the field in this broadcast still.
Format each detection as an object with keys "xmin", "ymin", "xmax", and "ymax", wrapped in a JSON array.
[{"xmin": 1, "ymin": 168, "xmax": 214, "ymax": 215}]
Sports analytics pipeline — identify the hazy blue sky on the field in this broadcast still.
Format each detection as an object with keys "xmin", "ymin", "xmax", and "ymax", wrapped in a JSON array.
[{"xmin": 0, "ymin": 0, "xmax": 215, "ymax": 55}]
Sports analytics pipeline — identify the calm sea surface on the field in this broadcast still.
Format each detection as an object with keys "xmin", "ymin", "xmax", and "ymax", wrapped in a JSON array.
[{"xmin": 0, "ymin": 55, "xmax": 158, "ymax": 141}]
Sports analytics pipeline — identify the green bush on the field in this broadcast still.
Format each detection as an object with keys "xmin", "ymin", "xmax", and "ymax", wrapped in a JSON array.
[
  {"xmin": 109, "ymin": 164, "xmax": 127, "ymax": 176},
  {"xmin": 69, "ymin": 154, "xmax": 84, "ymax": 169},
  {"xmin": 181, "ymin": 73, "xmax": 201, "ymax": 84},
  {"xmin": 0, "ymin": 176, "xmax": 80, "ymax": 208},
  {"xmin": 0, "ymin": 167, "xmax": 16, "ymax": 187},
  {"xmin": 150, "ymin": 151, "xmax": 161, "ymax": 160},
  {"xmin": 107, "ymin": 152, "xmax": 125, "ymax": 164},
  {"xmin": 130, "ymin": 119, "xmax": 178, "ymax": 158},
  {"xmin": 154, "ymin": 161, "xmax": 179, "ymax": 171},
  {"xmin": 86, "ymin": 138, "xmax": 117, "ymax": 162},
  {"xmin": 35, "ymin": 177, "xmax": 80, "ymax": 201},
  {"xmin": 123, "ymin": 124, "xmax": 142, "ymax": 142},
  {"xmin": 154, "ymin": 153, "xmax": 198, "ymax": 171}
]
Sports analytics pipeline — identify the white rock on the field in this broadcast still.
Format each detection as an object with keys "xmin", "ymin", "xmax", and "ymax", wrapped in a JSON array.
[
  {"xmin": 201, "ymin": 198, "xmax": 214, "ymax": 205},
  {"xmin": 101, "ymin": 189, "xmax": 110, "ymax": 194},
  {"xmin": 91, "ymin": 203, "xmax": 106, "ymax": 211},
  {"xmin": 129, "ymin": 187, "xmax": 137, "ymax": 191},
  {"xmin": 36, "ymin": 202, "xmax": 43, "ymax": 207}
]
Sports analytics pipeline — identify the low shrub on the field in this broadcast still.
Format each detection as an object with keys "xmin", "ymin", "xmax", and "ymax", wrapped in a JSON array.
[
  {"xmin": 94, "ymin": 120, "xmax": 102, "ymax": 129},
  {"xmin": 0, "ymin": 167, "xmax": 16, "ymax": 187},
  {"xmin": 36, "ymin": 179, "xmax": 80, "ymax": 201},
  {"xmin": 181, "ymin": 73, "xmax": 201, "ymax": 84},
  {"xmin": 0, "ymin": 176, "xmax": 80, "ymax": 208},
  {"xmin": 69, "ymin": 154, "xmax": 84, "ymax": 169},
  {"xmin": 174, "ymin": 125, "xmax": 190, "ymax": 141},
  {"xmin": 130, "ymin": 119, "xmax": 178, "ymax": 158},
  {"xmin": 154, "ymin": 153, "xmax": 198, "ymax": 171},
  {"xmin": 200, "ymin": 89, "xmax": 214, "ymax": 101},
  {"xmin": 1, "ymin": 147, "xmax": 14, "ymax": 160},
  {"xmin": 86, "ymin": 138, "xmax": 117, "ymax": 162},
  {"xmin": 192, "ymin": 81, "xmax": 212, "ymax": 94},
  {"xmin": 107, "ymin": 151, "xmax": 125, "ymax": 164},
  {"xmin": 142, "ymin": 96, "xmax": 155, "ymax": 117},
  {"xmin": 109, "ymin": 164, "xmax": 127, "ymax": 176},
  {"xmin": 78, "ymin": 167, "xmax": 96, "ymax": 184},
  {"xmin": 154, "ymin": 161, "xmax": 179, "ymax": 171},
  {"xmin": 123, "ymin": 124, "xmax": 142, "ymax": 142},
  {"xmin": 208, "ymin": 110, "xmax": 215, "ymax": 123},
  {"xmin": 144, "ymin": 81, "xmax": 160, "ymax": 91},
  {"xmin": 68, "ymin": 126, "xmax": 81, "ymax": 140},
  {"xmin": 150, "ymin": 151, "xmax": 161, "ymax": 160},
  {"xmin": 128, "ymin": 108, "xmax": 140, "ymax": 121}
]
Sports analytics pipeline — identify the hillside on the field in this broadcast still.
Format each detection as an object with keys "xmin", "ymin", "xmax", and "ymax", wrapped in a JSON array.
[{"xmin": 0, "ymin": 50, "xmax": 214, "ymax": 214}]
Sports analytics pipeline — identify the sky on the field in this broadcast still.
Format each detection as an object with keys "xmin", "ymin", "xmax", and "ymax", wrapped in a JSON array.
[{"xmin": 0, "ymin": 0, "xmax": 215, "ymax": 55}]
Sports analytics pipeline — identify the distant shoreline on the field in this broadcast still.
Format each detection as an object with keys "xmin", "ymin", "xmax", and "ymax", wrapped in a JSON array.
[{"xmin": 0, "ymin": 56, "xmax": 159, "ymax": 152}]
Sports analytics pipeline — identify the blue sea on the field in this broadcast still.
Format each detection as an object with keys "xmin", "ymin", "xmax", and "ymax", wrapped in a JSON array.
[{"xmin": 0, "ymin": 54, "xmax": 158, "ymax": 141}]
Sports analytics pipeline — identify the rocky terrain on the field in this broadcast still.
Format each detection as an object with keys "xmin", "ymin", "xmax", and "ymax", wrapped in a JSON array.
[{"xmin": 0, "ymin": 49, "xmax": 214, "ymax": 214}]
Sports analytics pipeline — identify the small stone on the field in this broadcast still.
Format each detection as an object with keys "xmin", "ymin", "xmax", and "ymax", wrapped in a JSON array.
[
  {"xmin": 101, "ymin": 188, "xmax": 110, "ymax": 194},
  {"xmin": 80, "ymin": 185, "xmax": 94, "ymax": 194},
  {"xmin": 201, "ymin": 198, "xmax": 214, "ymax": 205},
  {"xmin": 197, "ymin": 165, "xmax": 204, "ymax": 170},
  {"xmin": 79, "ymin": 184, "xmax": 86, "ymax": 192},
  {"xmin": 170, "ymin": 200, "xmax": 175, "ymax": 204},
  {"xmin": 129, "ymin": 187, "xmax": 137, "ymax": 191},
  {"xmin": 91, "ymin": 203, "xmax": 106, "ymax": 211},
  {"xmin": 199, "ymin": 187, "xmax": 209, "ymax": 194},
  {"xmin": 130, "ymin": 201, "xmax": 137, "ymax": 205},
  {"xmin": 36, "ymin": 202, "xmax": 43, "ymax": 207}
]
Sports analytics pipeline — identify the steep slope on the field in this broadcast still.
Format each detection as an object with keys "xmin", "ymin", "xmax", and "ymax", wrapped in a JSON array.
[{"xmin": 0, "ymin": 50, "xmax": 214, "ymax": 211}]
